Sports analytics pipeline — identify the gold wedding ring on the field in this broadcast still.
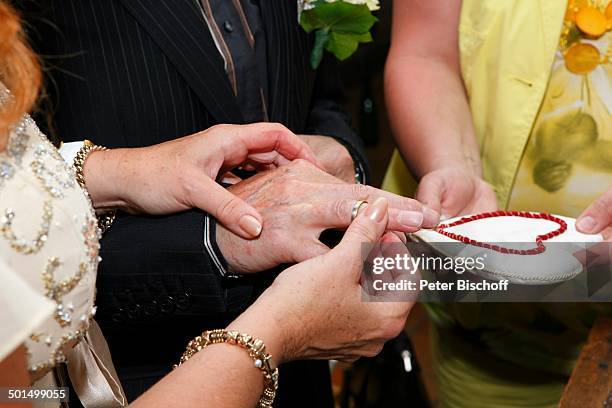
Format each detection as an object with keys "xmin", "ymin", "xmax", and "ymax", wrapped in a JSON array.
[{"xmin": 351, "ymin": 200, "xmax": 369, "ymax": 222}]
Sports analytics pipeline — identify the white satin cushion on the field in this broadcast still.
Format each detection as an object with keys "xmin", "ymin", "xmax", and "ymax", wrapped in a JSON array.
[{"xmin": 412, "ymin": 214, "xmax": 603, "ymax": 285}]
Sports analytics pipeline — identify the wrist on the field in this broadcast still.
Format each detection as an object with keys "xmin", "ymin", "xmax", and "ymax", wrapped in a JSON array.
[
  {"xmin": 214, "ymin": 224, "xmax": 241, "ymax": 273},
  {"xmin": 421, "ymin": 156, "xmax": 482, "ymax": 179},
  {"xmin": 226, "ymin": 295, "xmax": 294, "ymax": 365},
  {"xmin": 83, "ymin": 149, "xmax": 130, "ymax": 210}
]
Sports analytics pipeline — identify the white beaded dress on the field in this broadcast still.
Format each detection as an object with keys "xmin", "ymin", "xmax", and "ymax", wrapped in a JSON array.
[{"xmin": 0, "ymin": 114, "xmax": 125, "ymax": 407}]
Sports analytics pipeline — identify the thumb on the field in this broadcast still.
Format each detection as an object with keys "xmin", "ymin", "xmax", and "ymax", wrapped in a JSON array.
[
  {"xmin": 193, "ymin": 178, "xmax": 263, "ymax": 239},
  {"xmin": 295, "ymin": 240, "xmax": 331, "ymax": 262},
  {"xmin": 415, "ymin": 174, "xmax": 444, "ymax": 215},
  {"xmin": 333, "ymin": 197, "xmax": 389, "ymax": 273},
  {"xmin": 576, "ymin": 188, "xmax": 612, "ymax": 234}
]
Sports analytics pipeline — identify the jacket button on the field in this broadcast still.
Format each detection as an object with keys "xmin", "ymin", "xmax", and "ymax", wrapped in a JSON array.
[
  {"xmin": 176, "ymin": 293, "xmax": 191, "ymax": 311},
  {"xmin": 143, "ymin": 300, "xmax": 160, "ymax": 318},
  {"xmin": 111, "ymin": 308, "xmax": 127, "ymax": 324},
  {"xmin": 223, "ymin": 20, "xmax": 234, "ymax": 33},
  {"xmin": 159, "ymin": 296, "xmax": 176, "ymax": 314},
  {"xmin": 127, "ymin": 303, "xmax": 143, "ymax": 320}
]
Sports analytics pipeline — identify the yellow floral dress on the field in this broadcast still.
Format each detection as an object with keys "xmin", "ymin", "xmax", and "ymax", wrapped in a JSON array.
[{"xmin": 509, "ymin": 25, "xmax": 611, "ymax": 215}]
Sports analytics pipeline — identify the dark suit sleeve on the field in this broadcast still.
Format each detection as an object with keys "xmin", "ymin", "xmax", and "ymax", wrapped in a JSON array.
[{"xmin": 304, "ymin": 56, "xmax": 371, "ymax": 183}]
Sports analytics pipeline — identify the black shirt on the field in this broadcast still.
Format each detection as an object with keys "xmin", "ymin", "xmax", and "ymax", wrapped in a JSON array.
[{"xmin": 198, "ymin": 0, "xmax": 269, "ymax": 122}]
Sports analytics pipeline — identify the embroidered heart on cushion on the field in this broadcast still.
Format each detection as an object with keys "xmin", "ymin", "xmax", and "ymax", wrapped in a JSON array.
[{"xmin": 435, "ymin": 211, "xmax": 568, "ymax": 255}]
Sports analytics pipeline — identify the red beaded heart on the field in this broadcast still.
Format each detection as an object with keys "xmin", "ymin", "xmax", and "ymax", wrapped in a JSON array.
[{"xmin": 435, "ymin": 211, "xmax": 567, "ymax": 255}]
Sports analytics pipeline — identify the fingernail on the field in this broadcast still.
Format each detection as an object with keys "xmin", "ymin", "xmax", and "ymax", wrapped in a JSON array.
[
  {"xmin": 398, "ymin": 211, "xmax": 424, "ymax": 228},
  {"xmin": 364, "ymin": 197, "xmax": 389, "ymax": 223},
  {"xmin": 576, "ymin": 216, "xmax": 597, "ymax": 233},
  {"xmin": 423, "ymin": 206, "xmax": 441, "ymax": 228},
  {"xmin": 239, "ymin": 215, "xmax": 262, "ymax": 237}
]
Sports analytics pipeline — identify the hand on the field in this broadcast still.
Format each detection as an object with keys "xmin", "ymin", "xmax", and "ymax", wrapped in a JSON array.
[
  {"xmin": 576, "ymin": 186, "xmax": 612, "ymax": 240},
  {"xmin": 299, "ymin": 135, "xmax": 356, "ymax": 183},
  {"xmin": 84, "ymin": 123, "xmax": 318, "ymax": 239},
  {"xmin": 216, "ymin": 159, "xmax": 439, "ymax": 273},
  {"xmin": 416, "ymin": 166, "xmax": 498, "ymax": 218},
  {"xmin": 227, "ymin": 197, "xmax": 415, "ymax": 363}
]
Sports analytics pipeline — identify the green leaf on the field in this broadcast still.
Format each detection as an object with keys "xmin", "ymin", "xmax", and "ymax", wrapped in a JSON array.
[
  {"xmin": 300, "ymin": 2, "xmax": 378, "ymax": 68},
  {"xmin": 326, "ymin": 31, "xmax": 372, "ymax": 61},
  {"xmin": 300, "ymin": 2, "xmax": 378, "ymax": 34},
  {"xmin": 311, "ymin": 29, "xmax": 330, "ymax": 69}
]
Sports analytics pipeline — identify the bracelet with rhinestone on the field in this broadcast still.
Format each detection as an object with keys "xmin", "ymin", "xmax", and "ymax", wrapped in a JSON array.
[{"xmin": 175, "ymin": 329, "xmax": 279, "ymax": 408}]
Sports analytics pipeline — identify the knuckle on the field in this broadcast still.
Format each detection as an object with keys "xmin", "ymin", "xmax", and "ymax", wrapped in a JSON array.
[
  {"xmin": 593, "ymin": 195, "xmax": 612, "ymax": 218},
  {"xmin": 350, "ymin": 183, "xmax": 371, "ymax": 199},
  {"xmin": 404, "ymin": 198, "xmax": 423, "ymax": 211},
  {"xmin": 268, "ymin": 122, "xmax": 288, "ymax": 132},
  {"xmin": 338, "ymin": 149, "xmax": 354, "ymax": 165},
  {"xmin": 331, "ymin": 200, "xmax": 350, "ymax": 223},
  {"xmin": 259, "ymin": 122, "xmax": 289, "ymax": 139},
  {"xmin": 209, "ymin": 123, "xmax": 231, "ymax": 134},
  {"xmin": 291, "ymin": 158, "xmax": 314, "ymax": 169}
]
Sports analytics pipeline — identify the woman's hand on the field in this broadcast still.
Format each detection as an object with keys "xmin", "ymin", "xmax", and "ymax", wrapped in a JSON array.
[
  {"xmin": 227, "ymin": 197, "xmax": 416, "ymax": 363},
  {"xmin": 132, "ymin": 198, "xmax": 415, "ymax": 408},
  {"xmin": 577, "ymin": 186, "xmax": 612, "ymax": 240},
  {"xmin": 83, "ymin": 123, "xmax": 317, "ymax": 239},
  {"xmin": 416, "ymin": 166, "xmax": 498, "ymax": 218}
]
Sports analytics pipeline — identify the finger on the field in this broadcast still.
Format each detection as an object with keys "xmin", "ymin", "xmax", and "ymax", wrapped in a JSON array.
[
  {"xmin": 576, "ymin": 188, "xmax": 612, "ymax": 234},
  {"xmin": 218, "ymin": 123, "xmax": 318, "ymax": 169},
  {"xmin": 332, "ymin": 184, "xmax": 440, "ymax": 228},
  {"xmin": 314, "ymin": 199, "xmax": 425, "ymax": 232},
  {"xmin": 191, "ymin": 178, "xmax": 263, "ymax": 239},
  {"xmin": 246, "ymin": 151, "xmax": 293, "ymax": 168},
  {"xmin": 333, "ymin": 198, "xmax": 389, "ymax": 280},
  {"xmin": 388, "ymin": 208, "xmax": 424, "ymax": 232}
]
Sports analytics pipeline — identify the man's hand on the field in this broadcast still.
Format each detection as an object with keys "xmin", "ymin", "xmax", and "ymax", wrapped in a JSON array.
[
  {"xmin": 416, "ymin": 166, "xmax": 498, "ymax": 219},
  {"xmin": 228, "ymin": 197, "xmax": 415, "ymax": 364},
  {"xmin": 577, "ymin": 186, "xmax": 612, "ymax": 240},
  {"xmin": 299, "ymin": 135, "xmax": 356, "ymax": 183},
  {"xmin": 216, "ymin": 159, "xmax": 440, "ymax": 274}
]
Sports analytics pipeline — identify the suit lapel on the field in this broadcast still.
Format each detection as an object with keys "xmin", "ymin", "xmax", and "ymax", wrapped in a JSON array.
[
  {"xmin": 260, "ymin": 0, "xmax": 312, "ymax": 130},
  {"xmin": 117, "ymin": 0, "xmax": 244, "ymax": 124}
]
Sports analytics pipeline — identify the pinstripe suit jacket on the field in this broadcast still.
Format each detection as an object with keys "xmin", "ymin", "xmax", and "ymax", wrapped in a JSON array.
[{"xmin": 22, "ymin": 0, "xmax": 366, "ymax": 405}]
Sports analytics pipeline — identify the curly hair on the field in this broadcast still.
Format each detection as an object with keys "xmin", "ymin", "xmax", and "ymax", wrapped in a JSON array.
[{"xmin": 0, "ymin": 1, "xmax": 41, "ymax": 148}]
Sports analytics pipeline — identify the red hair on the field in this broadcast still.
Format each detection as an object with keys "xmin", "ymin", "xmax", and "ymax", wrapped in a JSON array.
[{"xmin": 0, "ymin": 1, "xmax": 41, "ymax": 148}]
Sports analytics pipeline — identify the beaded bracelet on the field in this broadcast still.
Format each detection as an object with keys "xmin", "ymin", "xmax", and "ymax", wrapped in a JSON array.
[
  {"xmin": 435, "ymin": 210, "xmax": 567, "ymax": 255},
  {"xmin": 73, "ymin": 140, "xmax": 117, "ymax": 233},
  {"xmin": 175, "ymin": 329, "xmax": 279, "ymax": 408}
]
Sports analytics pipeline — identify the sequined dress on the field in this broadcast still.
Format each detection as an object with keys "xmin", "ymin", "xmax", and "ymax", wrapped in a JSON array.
[{"xmin": 0, "ymin": 115, "xmax": 100, "ymax": 386}]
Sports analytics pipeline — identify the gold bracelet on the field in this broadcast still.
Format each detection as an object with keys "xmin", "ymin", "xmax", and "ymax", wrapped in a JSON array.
[
  {"xmin": 74, "ymin": 140, "xmax": 117, "ymax": 233},
  {"xmin": 175, "ymin": 329, "xmax": 279, "ymax": 408}
]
